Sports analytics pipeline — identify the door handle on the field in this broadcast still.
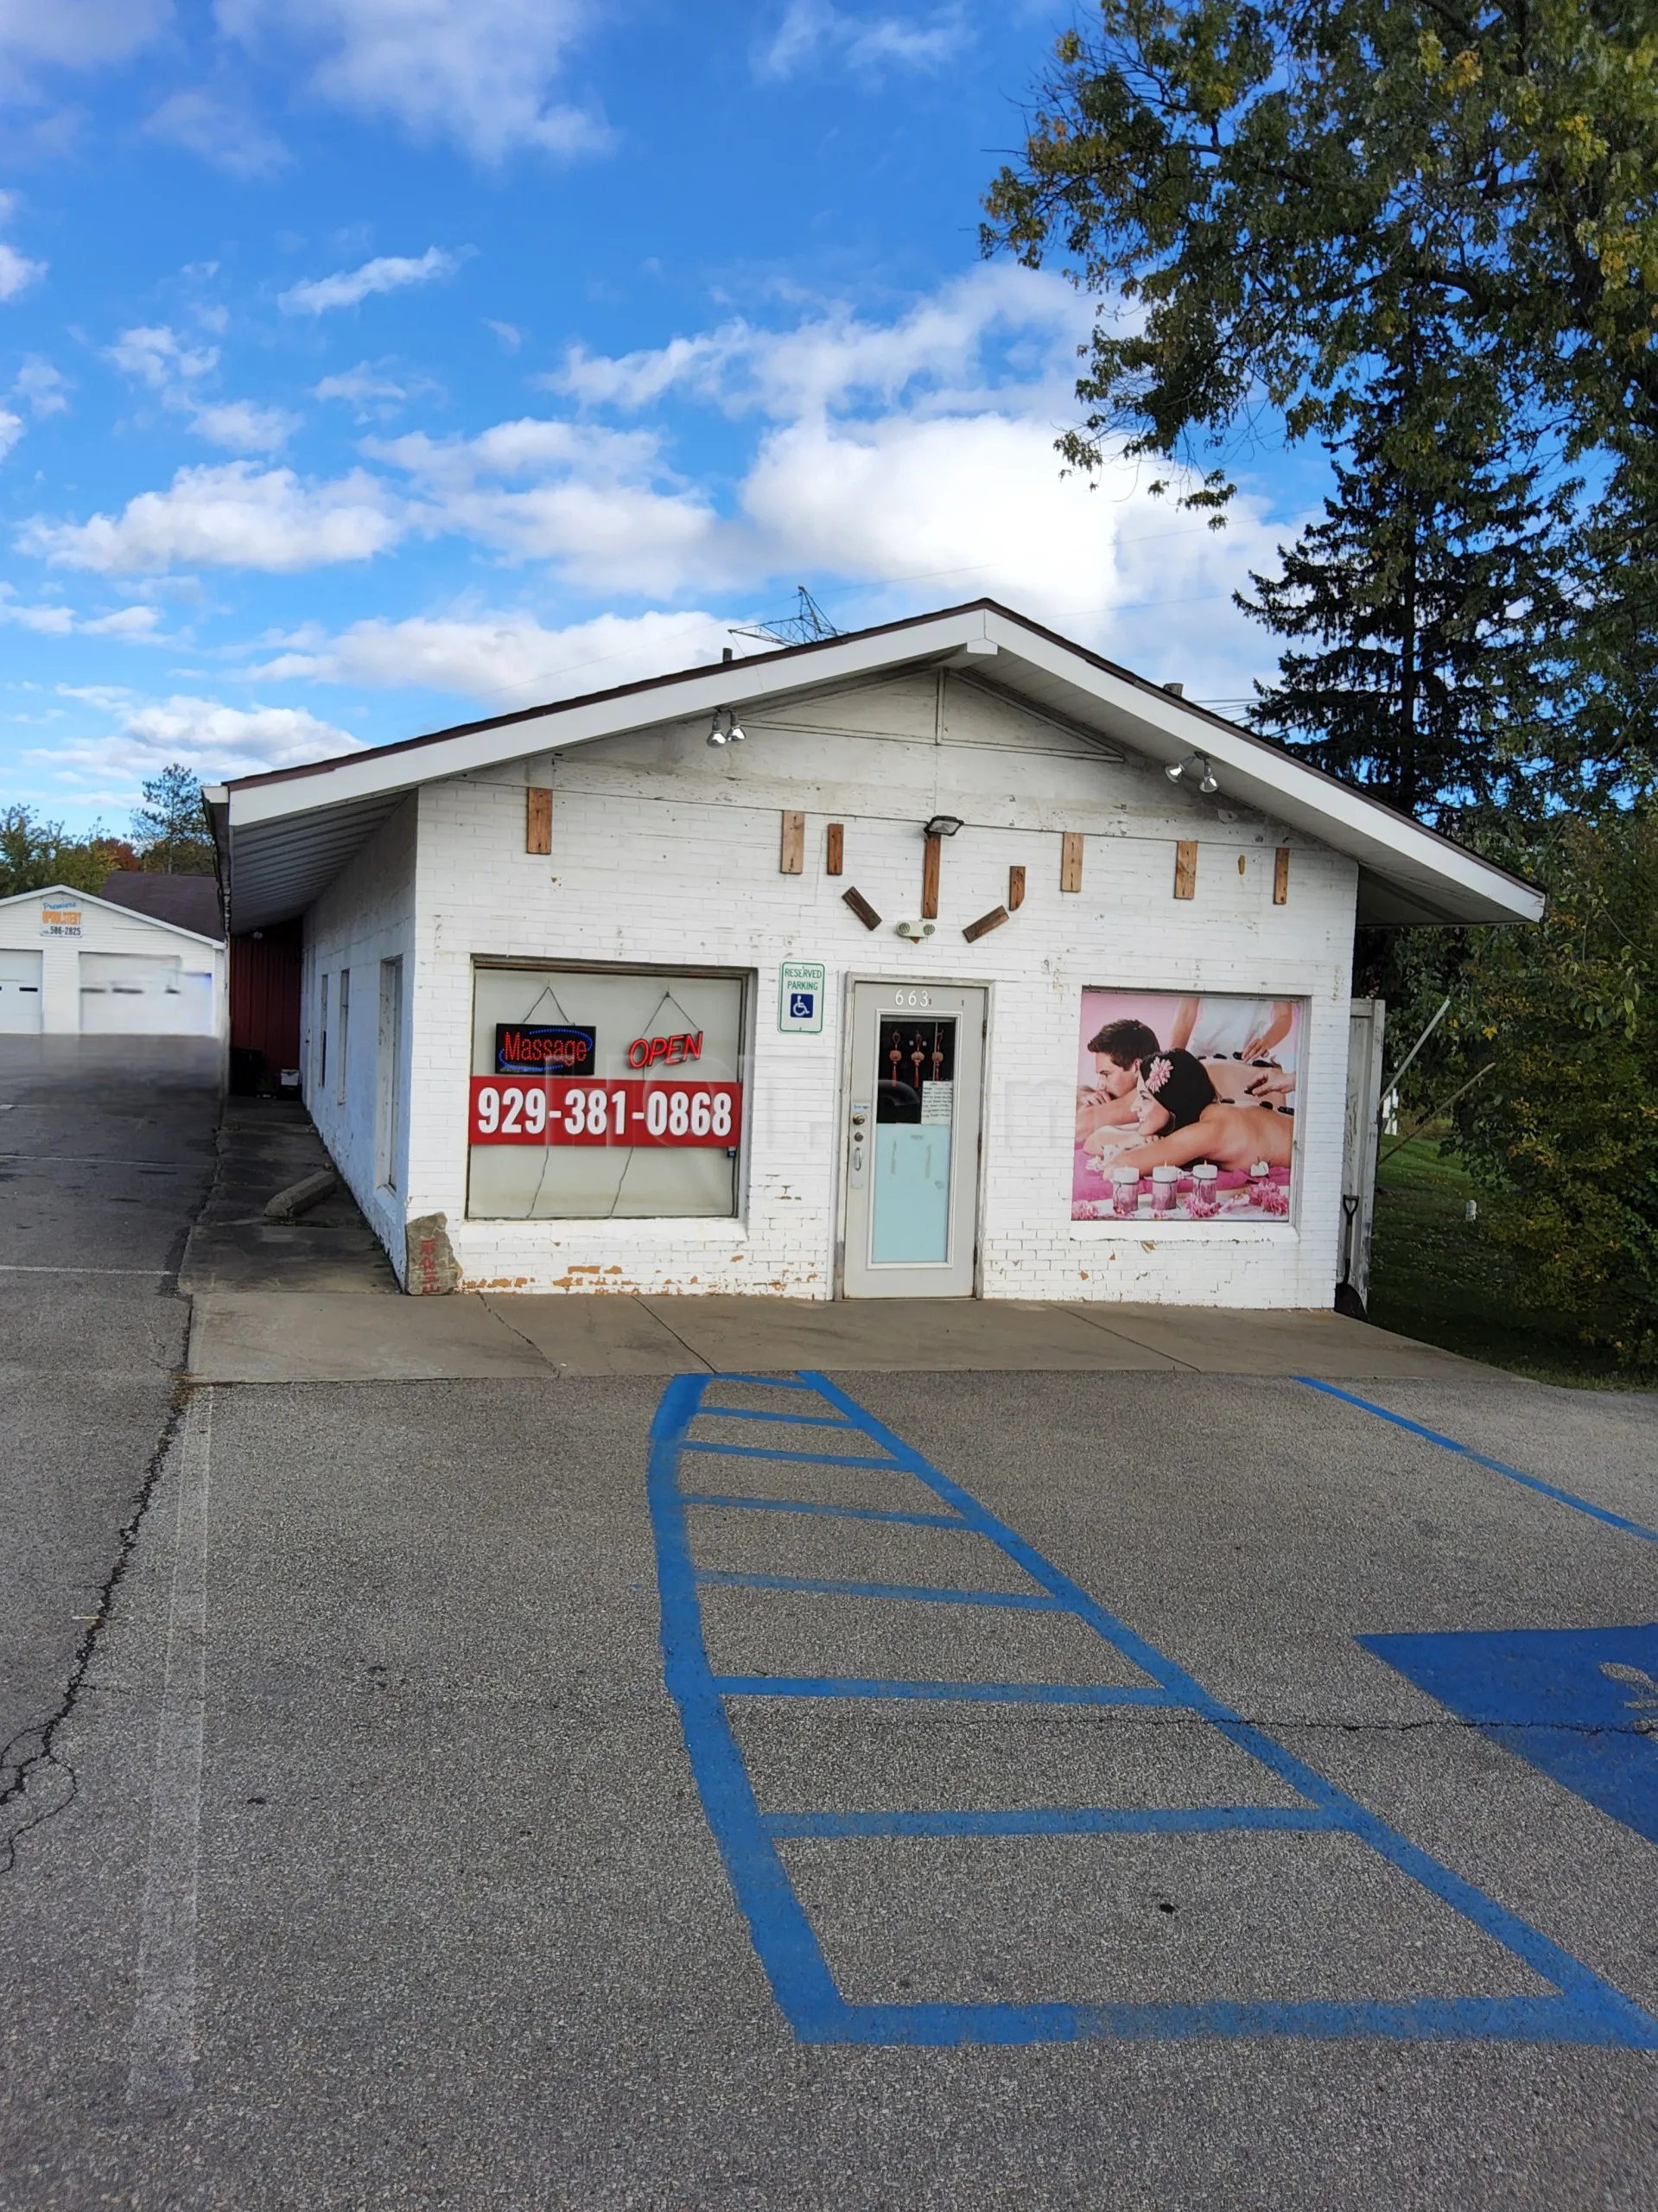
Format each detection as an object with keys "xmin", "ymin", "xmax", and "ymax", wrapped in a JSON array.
[{"xmin": 848, "ymin": 1101, "xmax": 869, "ymax": 1187}]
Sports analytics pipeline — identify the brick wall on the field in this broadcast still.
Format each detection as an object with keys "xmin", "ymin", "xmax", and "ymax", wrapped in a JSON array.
[{"xmin": 376, "ymin": 670, "xmax": 1356, "ymax": 1305}]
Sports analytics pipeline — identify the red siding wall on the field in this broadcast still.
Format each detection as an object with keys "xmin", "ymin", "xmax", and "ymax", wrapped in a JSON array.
[{"xmin": 229, "ymin": 922, "xmax": 302, "ymax": 1075}]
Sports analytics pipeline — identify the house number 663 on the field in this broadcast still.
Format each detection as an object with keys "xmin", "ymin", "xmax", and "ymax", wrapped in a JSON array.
[{"xmin": 893, "ymin": 990, "xmax": 931, "ymax": 1008}]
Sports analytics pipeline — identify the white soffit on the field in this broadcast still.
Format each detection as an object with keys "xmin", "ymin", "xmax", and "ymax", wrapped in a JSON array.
[{"xmin": 219, "ymin": 601, "xmax": 1543, "ymax": 931}]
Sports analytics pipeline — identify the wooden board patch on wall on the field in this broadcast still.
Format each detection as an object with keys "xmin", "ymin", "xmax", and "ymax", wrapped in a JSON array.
[
  {"xmin": 1174, "ymin": 840, "xmax": 1197, "ymax": 899},
  {"xmin": 780, "ymin": 811, "xmax": 805, "ymax": 874},
  {"xmin": 525, "ymin": 787, "xmax": 552, "ymax": 855}
]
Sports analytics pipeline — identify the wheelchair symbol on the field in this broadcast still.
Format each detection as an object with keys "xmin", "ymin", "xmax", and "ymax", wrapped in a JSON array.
[{"xmin": 789, "ymin": 992, "xmax": 815, "ymax": 1020}]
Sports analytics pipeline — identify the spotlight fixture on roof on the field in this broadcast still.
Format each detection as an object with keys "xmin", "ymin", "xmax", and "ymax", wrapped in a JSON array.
[
  {"xmin": 1166, "ymin": 752, "xmax": 1218, "ymax": 795},
  {"xmin": 707, "ymin": 709, "xmax": 746, "ymax": 747},
  {"xmin": 923, "ymin": 814, "xmax": 964, "ymax": 838}
]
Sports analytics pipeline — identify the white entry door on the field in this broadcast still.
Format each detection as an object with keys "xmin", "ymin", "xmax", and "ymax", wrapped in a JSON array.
[{"xmin": 842, "ymin": 981, "xmax": 986, "ymax": 1298}]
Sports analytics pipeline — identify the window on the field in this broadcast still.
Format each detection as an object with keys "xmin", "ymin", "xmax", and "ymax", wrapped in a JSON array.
[
  {"xmin": 335, "ymin": 967, "xmax": 350, "ymax": 1108},
  {"xmin": 467, "ymin": 963, "xmax": 746, "ymax": 1221},
  {"xmin": 376, "ymin": 957, "xmax": 403, "ymax": 1192}
]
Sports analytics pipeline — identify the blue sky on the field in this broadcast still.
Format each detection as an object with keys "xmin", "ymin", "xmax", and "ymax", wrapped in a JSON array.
[{"xmin": 0, "ymin": 0, "xmax": 1318, "ymax": 831}]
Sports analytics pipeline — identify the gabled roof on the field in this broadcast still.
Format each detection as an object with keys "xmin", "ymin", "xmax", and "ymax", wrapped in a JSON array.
[
  {"xmin": 101, "ymin": 870, "xmax": 224, "ymax": 941},
  {"xmin": 208, "ymin": 598, "xmax": 1543, "ymax": 932},
  {"xmin": 0, "ymin": 880, "xmax": 225, "ymax": 950}
]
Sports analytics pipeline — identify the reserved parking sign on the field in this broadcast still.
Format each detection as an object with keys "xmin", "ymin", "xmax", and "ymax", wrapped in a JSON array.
[{"xmin": 778, "ymin": 960, "xmax": 824, "ymax": 1034}]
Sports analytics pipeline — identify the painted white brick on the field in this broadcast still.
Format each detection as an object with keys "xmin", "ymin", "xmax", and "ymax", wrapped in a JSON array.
[{"xmin": 301, "ymin": 671, "xmax": 1356, "ymax": 1305}]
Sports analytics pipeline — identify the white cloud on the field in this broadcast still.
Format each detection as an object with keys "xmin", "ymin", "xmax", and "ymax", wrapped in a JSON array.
[
  {"xmin": 15, "ymin": 353, "xmax": 68, "ymax": 416},
  {"xmin": 0, "ymin": 406, "xmax": 22, "ymax": 460},
  {"xmin": 105, "ymin": 325, "xmax": 294, "ymax": 452},
  {"xmin": 0, "ymin": 0, "xmax": 171, "ymax": 98},
  {"xmin": 279, "ymin": 245, "xmax": 461, "ymax": 315},
  {"xmin": 81, "ymin": 603, "xmax": 162, "ymax": 637},
  {"xmin": 189, "ymin": 398, "xmax": 297, "ymax": 453},
  {"xmin": 0, "ymin": 582, "xmax": 72, "ymax": 631},
  {"xmin": 0, "ymin": 586, "xmax": 162, "ymax": 638},
  {"xmin": 45, "ymin": 690, "xmax": 360, "ymax": 784},
  {"xmin": 370, "ymin": 417, "xmax": 716, "ymax": 592},
  {"xmin": 219, "ymin": 0, "xmax": 607, "ymax": 163},
  {"xmin": 486, "ymin": 319, "xmax": 522, "ymax": 352},
  {"xmin": 755, "ymin": 0, "xmax": 967, "ymax": 81},
  {"xmin": 0, "ymin": 240, "xmax": 44, "ymax": 300},
  {"xmin": 313, "ymin": 359, "xmax": 437, "ymax": 418},
  {"xmin": 144, "ymin": 86, "xmax": 289, "ymax": 180},
  {"xmin": 555, "ymin": 264, "xmax": 1083, "ymax": 420},
  {"xmin": 109, "ymin": 323, "xmax": 219, "ymax": 389},
  {"xmin": 248, "ymin": 606, "xmax": 734, "ymax": 703},
  {"xmin": 22, "ymin": 461, "xmax": 407, "ymax": 574}
]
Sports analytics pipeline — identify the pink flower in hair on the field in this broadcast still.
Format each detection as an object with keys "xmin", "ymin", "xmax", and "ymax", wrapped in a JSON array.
[{"xmin": 1144, "ymin": 1056, "xmax": 1172, "ymax": 1096}]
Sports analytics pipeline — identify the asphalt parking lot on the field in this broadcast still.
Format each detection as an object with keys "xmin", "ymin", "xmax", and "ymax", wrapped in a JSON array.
[{"xmin": 3, "ymin": 1046, "xmax": 1657, "ymax": 2209}]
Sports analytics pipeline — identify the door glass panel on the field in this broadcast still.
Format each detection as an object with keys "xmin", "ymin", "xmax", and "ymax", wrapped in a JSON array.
[{"xmin": 872, "ymin": 1017, "xmax": 956, "ymax": 1265}]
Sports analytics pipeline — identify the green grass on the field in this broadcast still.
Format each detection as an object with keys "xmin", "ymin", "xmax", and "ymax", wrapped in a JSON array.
[{"xmin": 1367, "ymin": 1137, "xmax": 1652, "ymax": 1389}]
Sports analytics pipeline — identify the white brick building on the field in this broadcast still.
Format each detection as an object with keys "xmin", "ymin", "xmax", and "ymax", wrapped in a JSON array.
[{"xmin": 206, "ymin": 602, "xmax": 1539, "ymax": 1303}]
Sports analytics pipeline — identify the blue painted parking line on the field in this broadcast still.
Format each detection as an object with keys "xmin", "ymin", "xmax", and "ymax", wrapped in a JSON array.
[
  {"xmin": 765, "ymin": 1806, "xmax": 1344, "ymax": 1840},
  {"xmin": 694, "ymin": 1569, "xmax": 1066, "ymax": 1610},
  {"xmin": 682, "ymin": 1492, "xmax": 969, "ymax": 1530},
  {"xmin": 698, "ymin": 1406, "xmax": 861, "ymax": 1427},
  {"xmin": 680, "ymin": 1440, "xmax": 901, "ymax": 1470},
  {"xmin": 707, "ymin": 1372, "xmax": 816, "ymax": 1390},
  {"xmin": 711, "ymin": 1675, "xmax": 1180, "ymax": 1706},
  {"xmin": 1297, "ymin": 1378, "xmax": 1658, "ymax": 1545},
  {"xmin": 651, "ymin": 1370, "xmax": 1658, "ymax": 2049}
]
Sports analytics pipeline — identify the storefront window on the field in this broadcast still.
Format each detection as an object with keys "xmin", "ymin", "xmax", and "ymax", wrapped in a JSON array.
[{"xmin": 467, "ymin": 965, "xmax": 746, "ymax": 1219}]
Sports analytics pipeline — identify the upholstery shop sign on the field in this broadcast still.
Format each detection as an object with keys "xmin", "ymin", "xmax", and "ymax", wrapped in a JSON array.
[{"xmin": 40, "ymin": 896, "xmax": 82, "ymax": 938}]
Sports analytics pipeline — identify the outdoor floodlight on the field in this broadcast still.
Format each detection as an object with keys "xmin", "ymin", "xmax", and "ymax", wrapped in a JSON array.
[{"xmin": 924, "ymin": 814, "xmax": 964, "ymax": 838}]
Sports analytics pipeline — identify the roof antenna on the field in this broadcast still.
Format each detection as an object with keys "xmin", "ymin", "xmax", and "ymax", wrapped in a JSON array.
[{"xmin": 729, "ymin": 585, "xmax": 841, "ymax": 649}]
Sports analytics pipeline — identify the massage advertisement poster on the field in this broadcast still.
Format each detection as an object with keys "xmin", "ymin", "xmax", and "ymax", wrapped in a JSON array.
[{"xmin": 1073, "ymin": 989, "xmax": 1300, "ymax": 1224}]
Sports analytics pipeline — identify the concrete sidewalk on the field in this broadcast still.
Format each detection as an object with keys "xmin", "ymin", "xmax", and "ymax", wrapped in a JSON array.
[{"xmin": 187, "ymin": 1288, "xmax": 1496, "ymax": 1383}]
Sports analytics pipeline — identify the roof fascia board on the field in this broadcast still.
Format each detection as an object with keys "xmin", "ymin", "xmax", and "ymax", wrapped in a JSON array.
[
  {"xmin": 0, "ymin": 880, "xmax": 225, "ymax": 948},
  {"xmin": 977, "ymin": 611, "xmax": 1544, "ymax": 923},
  {"xmin": 226, "ymin": 608, "xmax": 989, "ymax": 832}
]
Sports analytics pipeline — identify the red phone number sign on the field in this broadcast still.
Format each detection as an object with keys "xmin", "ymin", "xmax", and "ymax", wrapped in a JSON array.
[{"xmin": 469, "ymin": 1076, "xmax": 740, "ymax": 1147}]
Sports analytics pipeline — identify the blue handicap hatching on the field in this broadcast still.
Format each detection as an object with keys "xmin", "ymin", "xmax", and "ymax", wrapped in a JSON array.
[
  {"xmin": 1363, "ymin": 1624, "xmax": 1658, "ymax": 1849},
  {"xmin": 648, "ymin": 1370, "xmax": 1658, "ymax": 2049}
]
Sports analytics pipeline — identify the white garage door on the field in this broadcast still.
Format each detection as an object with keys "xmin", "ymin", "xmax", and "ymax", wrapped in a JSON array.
[
  {"xmin": 0, "ymin": 948, "xmax": 42, "ymax": 1033},
  {"xmin": 79, "ymin": 951, "xmax": 215, "ymax": 1036}
]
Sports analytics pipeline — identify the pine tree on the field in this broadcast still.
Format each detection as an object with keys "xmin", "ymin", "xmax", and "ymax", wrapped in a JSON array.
[
  {"xmin": 1236, "ymin": 324, "xmax": 1574, "ymax": 826},
  {"xmin": 131, "ymin": 764, "xmax": 215, "ymax": 875}
]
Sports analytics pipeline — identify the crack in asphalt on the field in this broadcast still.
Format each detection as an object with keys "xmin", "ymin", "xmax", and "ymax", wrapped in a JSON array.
[
  {"xmin": 0, "ymin": 1086, "xmax": 221, "ymax": 1878},
  {"xmin": 0, "ymin": 1380, "xmax": 194, "ymax": 1875}
]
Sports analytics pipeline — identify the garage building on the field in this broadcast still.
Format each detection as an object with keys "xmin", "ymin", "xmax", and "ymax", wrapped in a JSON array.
[
  {"xmin": 0, "ymin": 881, "xmax": 227, "ymax": 1039},
  {"xmin": 206, "ymin": 601, "xmax": 1540, "ymax": 1304}
]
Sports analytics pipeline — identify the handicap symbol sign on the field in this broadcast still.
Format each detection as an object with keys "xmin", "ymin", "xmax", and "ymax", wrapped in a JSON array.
[
  {"xmin": 1361, "ymin": 1623, "xmax": 1658, "ymax": 1846},
  {"xmin": 778, "ymin": 960, "xmax": 824, "ymax": 1033}
]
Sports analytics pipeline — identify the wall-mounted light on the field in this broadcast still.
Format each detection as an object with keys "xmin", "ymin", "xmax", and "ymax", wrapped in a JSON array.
[
  {"xmin": 707, "ymin": 708, "xmax": 746, "ymax": 747},
  {"xmin": 923, "ymin": 814, "xmax": 964, "ymax": 838},
  {"xmin": 1166, "ymin": 753, "xmax": 1218, "ymax": 795}
]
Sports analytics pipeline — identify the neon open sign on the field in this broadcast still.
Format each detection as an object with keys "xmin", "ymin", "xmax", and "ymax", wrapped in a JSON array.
[{"xmin": 626, "ymin": 1030, "xmax": 702, "ymax": 1070}]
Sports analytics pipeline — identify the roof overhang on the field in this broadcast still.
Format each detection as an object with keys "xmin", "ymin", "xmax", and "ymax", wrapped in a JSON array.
[{"xmin": 216, "ymin": 601, "xmax": 1544, "ymax": 932}]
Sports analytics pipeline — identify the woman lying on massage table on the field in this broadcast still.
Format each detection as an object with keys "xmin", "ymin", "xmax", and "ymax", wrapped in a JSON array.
[{"xmin": 1110, "ymin": 1048, "xmax": 1294, "ymax": 1177}]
